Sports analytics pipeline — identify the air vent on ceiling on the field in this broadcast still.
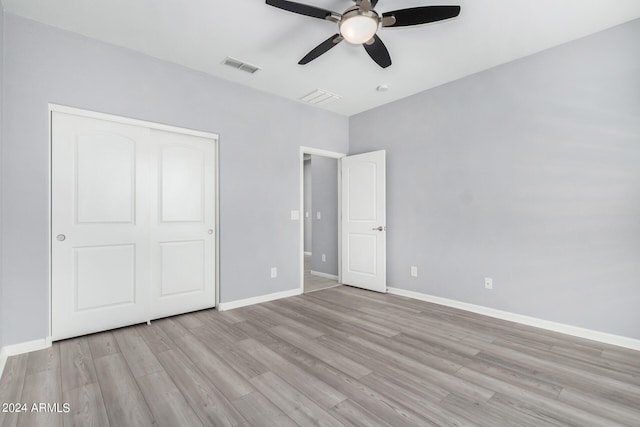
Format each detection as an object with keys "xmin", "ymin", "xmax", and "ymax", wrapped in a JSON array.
[
  {"xmin": 222, "ymin": 56, "xmax": 260, "ymax": 74},
  {"xmin": 299, "ymin": 89, "xmax": 342, "ymax": 106}
]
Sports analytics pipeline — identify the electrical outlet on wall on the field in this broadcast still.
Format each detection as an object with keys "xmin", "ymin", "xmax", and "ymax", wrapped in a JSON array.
[
  {"xmin": 410, "ymin": 266, "xmax": 418, "ymax": 277},
  {"xmin": 316, "ymin": 211, "xmax": 321, "ymax": 220},
  {"xmin": 485, "ymin": 277, "xmax": 493, "ymax": 289},
  {"xmin": 271, "ymin": 267, "xmax": 277, "ymax": 278},
  {"xmin": 322, "ymin": 254, "xmax": 326, "ymax": 262}
]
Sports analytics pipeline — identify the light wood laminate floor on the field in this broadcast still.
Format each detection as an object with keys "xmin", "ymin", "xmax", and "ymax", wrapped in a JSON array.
[{"xmin": 1, "ymin": 286, "xmax": 639, "ymax": 426}]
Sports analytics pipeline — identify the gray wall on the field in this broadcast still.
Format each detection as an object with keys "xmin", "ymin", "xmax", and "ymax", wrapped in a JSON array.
[
  {"xmin": 0, "ymin": 15, "xmax": 348, "ymax": 346},
  {"xmin": 0, "ymin": 2, "xmax": 5, "ymax": 350},
  {"xmin": 350, "ymin": 19, "xmax": 640, "ymax": 339},
  {"xmin": 310, "ymin": 155, "xmax": 339, "ymax": 276},
  {"xmin": 303, "ymin": 159, "xmax": 312, "ymax": 253}
]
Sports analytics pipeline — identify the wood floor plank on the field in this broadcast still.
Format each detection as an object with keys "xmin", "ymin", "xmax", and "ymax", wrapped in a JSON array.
[
  {"xmin": 87, "ymin": 332, "xmax": 120, "ymax": 360},
  {"xmin": 260, "ymin": 299, "xmax": 341, "ymax": 337},
  {"xmin": 250, "ymin": 304, "xmax": 325, "ymax": 339},
  {"xmin": 188, "ymin": 325, "xmax": 236, "ymax": 353},
  {"xmin": 134, "ymin": 323, "xmax": 177, "ymax": 354},
  {"xmin": 26, "ymin": 345, "xmax": 60, "ymax": 375},
  {"xmin": 112, "ymin": 328, "xmax": 163, "ymax": 379},
  {"xmin": 236, "ymin": 338, "xmax": 347, "ymax": 409},
  {"xmin": 17, "ymin": 369, "xmax": 63, "ymax": 427},
  {"xmin": 249, "ymin": 372, "xmax": 344, "ymax": 427},
  {"xmin": 233, "ymin": 320, "xmax": 287, "ymax": 348},
  {"xmin": 358, "ymin": 372, "xmax": 472, "ymax": 427},
  {"xmin": 175, "ymin": 311, "xmax": 206, "ymax": 330},
  {"xmin": 328, "ymin": 399, "xmax": 394, "ymax": 427},
  {"xmin": 440, "ymin": 393, "xmax": 542, "ymax": 427},
  {"xmin": 192, "ymin": 311, "xmax": 248, "ymax": 343},
  {"xmin": 266, "ymin": 338, "xmax": 435, "ymax": 427},
  {"xmin": 485, "ymin": 392, "xmax": 572, "ymax": 427},
  {"xmin": 320, "ymin": 329, "xmax": 496, "ymax": 403},
  {"xmin": 60, "ymin": 338, "xmax": 98, "ymax": 393},
  {"xmin": 215, "ymin": 347, "xmax": 270, "ymax": 381},
  {"xmin": 456, "ymin": 365, "xmax": 627, "ymax": 427},
  {"xmin": 495, "ymin": 335, "xmax": 640, "ymax": 387},
  {"xmin": 174, "ymin": 335, "xmax": 254, "ymax": 401},
  {"xmin": 302, "ymin": 293, "xmax": 402, "ymax": 338},
  {"xmin": 156, "ymin": 349, "xmax": 247, "ymax": 427},
  {"xmin": 135, "ymin": 371, "xmax": 204, "ymax": 427},
  {"xmin": 153, "ymin": 317, "xmax": 192, "ymax": 341},
  {"xmin": 93, "ymin": 353, "xmax": 154, "ymax": 427},
  {"xmin": 471, "ymin": 336, "xmax": 640, "ymax": 401},
  {"xmin": 62, "ymin": 383, "xmax": 110, "ymax": 427},
  {"xmin": 230, "ymin": 391, "xmax": 297, "ymax": 427},
  {"xmin": 217, "ymin": 308, "xmax": 249, "ymax": 324},
  {"xmin": 558, "ymin": 386, "xmax": 640, "ymax": 426},
  {"xmin": 0, "ymin": 353, "xmax": 28, "ymax": 427},
  {"xmin": 270, "ymin": 325, "xmax": 372, "ymax": 379}
]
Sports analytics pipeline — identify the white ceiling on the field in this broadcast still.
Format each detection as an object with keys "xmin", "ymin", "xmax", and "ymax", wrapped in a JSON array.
[{"xmin": 3, "ymin": 0, "xmax": 640, "ymax": 116}]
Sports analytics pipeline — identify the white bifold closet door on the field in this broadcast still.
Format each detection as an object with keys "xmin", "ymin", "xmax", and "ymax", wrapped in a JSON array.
[{"xmin": 51, "ymin": 111, "xmax": 216, "ymax": 341}]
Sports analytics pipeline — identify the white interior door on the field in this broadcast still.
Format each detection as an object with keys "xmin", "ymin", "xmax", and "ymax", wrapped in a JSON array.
[
  {"xmin": 52, "ymin": 109, "xmax": 217, "ymax": 341},
  {"xmin": 148, "ymin": 129, "xmax": 216, "ymax": 320},
  {"xmin": 341, "ymin": 150, "xmax": 386, "ymax": 292},
  {"xmin": 52, "ymin": 112, "xmax": 152, "ymax": 340}
]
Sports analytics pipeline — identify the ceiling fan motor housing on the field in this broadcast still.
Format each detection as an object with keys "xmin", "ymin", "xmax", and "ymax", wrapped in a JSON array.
[{"xmin": 339, "ymin": 7, "xmax": 380, "ymax": 44}]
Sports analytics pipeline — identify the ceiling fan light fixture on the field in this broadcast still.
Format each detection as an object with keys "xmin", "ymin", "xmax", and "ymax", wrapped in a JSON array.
[{"xmin": 339, "ymin": 11, "xmax": 379, "ymax": 44}]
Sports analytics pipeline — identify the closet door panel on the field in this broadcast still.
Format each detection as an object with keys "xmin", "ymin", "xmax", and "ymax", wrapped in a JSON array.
[
  {"xmin": 51, "ymin": 112, "xmax": 151, "ymax": 340},
  {"xmin": 149, "ymin": 129, "xmax": 216, "ymax": 319}
]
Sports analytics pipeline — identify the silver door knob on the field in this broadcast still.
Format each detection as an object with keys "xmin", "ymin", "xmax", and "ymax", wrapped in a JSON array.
[
  {"xmin": 207, "ymin": 229, "xmax": 214, "ymax": 235},
  {"xmin": 372, "ymin": 226, "xmax": 386, "ymax": 231},
  {"xmin": 56, "ymin": 234, "xmax": 66, "ymax": 241}
]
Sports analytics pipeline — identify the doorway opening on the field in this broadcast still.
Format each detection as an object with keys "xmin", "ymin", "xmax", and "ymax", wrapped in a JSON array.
[{"xmin": 299, "ymin": 147, "xmax": 345, "ymax": 294}]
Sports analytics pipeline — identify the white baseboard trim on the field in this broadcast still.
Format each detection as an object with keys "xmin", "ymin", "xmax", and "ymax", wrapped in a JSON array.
[
  {"xmin": 310, "ymin": 270, "xmax": 339, "ymax": 280},
  {"xmin": 218, "ymin": 288, "xmax": 302, "ymax": 311},
  {"xmin": 387, "ymin": 287, "xmax": 640, "ymax": 352},
  {"xmin": 0, "ymin": 348, "xmax": 6, "ymax": 379},
  {"xmin": 0, "ymin": 338, "xmax": 52, "ymax": 378},
  {"xmin": 304, "ymin": 251, "xmax": 312, "ymax": 256}
]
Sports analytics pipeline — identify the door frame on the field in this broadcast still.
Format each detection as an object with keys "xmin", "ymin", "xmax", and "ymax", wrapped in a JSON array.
[
  {"xmin": 48, "ymin": 104, "xmax": 220, "ymax": 339},
  {"xmin": 298, "ymin": 146, "xmax": 346, "ymax": 294}
]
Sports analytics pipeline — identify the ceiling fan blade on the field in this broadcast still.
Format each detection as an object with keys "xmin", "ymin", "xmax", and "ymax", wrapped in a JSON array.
[
  {"xmin": 363, "ymin": 34, "xmax": 391, "ymax": 68},
  {"xmin": 382, "ymin": 5, "xmax": 460, "ymax": 27},
  {"xmin": 371, "ymin": 0, "xmax": 380, "ymax": 8},
  {"xmin": 299, "ymin": 34, "xmax": 343, "ymax": 65},
  {"xmin": 266, "ymin": 0, "xmax": 336, "ymax": 20}
]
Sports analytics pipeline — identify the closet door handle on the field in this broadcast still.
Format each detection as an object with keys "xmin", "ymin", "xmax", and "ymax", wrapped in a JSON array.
[{"xmin": 56, "ymin": 234, "xmax": 66, "ymax": 241}]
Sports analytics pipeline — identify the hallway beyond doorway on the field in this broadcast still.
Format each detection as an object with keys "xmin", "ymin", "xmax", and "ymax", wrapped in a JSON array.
[{"xmin": 304, "ymin": 254, "xmax": 340, "ymax": 293}]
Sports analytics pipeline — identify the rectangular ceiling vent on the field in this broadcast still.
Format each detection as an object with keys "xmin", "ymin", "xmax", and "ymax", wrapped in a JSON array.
[
  {"xmin": 222, "ymin": 56, "xmax": 260, "ymax": 74},
  {"xmin": 299, "ymin": 89, "xmax": 342, "ymax": 106}
]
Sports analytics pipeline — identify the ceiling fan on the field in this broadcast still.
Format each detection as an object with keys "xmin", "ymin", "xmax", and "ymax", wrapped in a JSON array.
[{"xmin": 266, "ymin": 0, "xmax": 461, "ymax": 68}]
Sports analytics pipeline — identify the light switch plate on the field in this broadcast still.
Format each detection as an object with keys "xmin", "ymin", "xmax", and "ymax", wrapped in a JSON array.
[
  {"xmin": 290, "ymin": 210, "xmax": 300, "ymax": 220},
  {"xmin": 316, "ymin": 211, "xmax": 321, "ymax": 220}
]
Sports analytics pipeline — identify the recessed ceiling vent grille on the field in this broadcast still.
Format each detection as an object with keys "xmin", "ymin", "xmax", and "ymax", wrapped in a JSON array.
[
  {"xmin": 222, "ymin": 56, "xmax": 260, "ymax": 74},
  {"xmin": 299, "ymin": 89, "xmax": 342, "ymax": 106}
]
